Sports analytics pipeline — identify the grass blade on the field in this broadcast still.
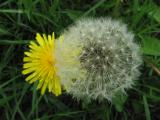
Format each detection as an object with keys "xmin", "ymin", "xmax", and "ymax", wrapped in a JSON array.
[{"xmin": 143, "ymin": 95, "xmax": 151, "ymax": 120}]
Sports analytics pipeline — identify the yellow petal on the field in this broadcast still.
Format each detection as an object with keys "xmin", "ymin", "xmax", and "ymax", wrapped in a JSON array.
[
  {"xmin": 53, "ymin": 76, "xmax": 61, "ymax": 96},
  {"xmin": 41, "ymin": 81, "xmax": 48, "ymax": 95},
  {"xmin": 48, "ymin": 79, "xmax": 53, "ymax": 92},
  {"xmin": 37, "ymin": 79, "xmax": 44, "ymax": 90},
  {"xmin": 42, "ymin": 34, "xmax": 48, "ymax": 43},
  {"xmin": 28, "ymin": 74, "xmax": 39, "ymax": 84},
  {"xmin": 23, "ymin": 62, "xmax": 39, "ymax": 69},
  {"xmin": 48, "ymin": 35, "xmax": 53, "ymax": 47},
  {"xmin": 36, "ymin": 33, "xmax": 45, "ymax": 46},
  {"xmin": 29, "ymin": 41, "xmax": 39, "ymax": 51},
  {"xmin": 23, "ymin": 57, "xmax": 32, "ymax": 62},
  {"xmin": 52, "ymin": 32, "xmax": 55, "ymax": 41},
  {"xmin": 25, "ymin": 72, "xmax": 37, "ymax": 81},
  {"xmin": 22, "ymin": 67, "xmax": 36, "ymax": 75}
]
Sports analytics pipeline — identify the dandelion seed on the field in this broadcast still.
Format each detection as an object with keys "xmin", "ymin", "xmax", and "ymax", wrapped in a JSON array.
[
  {"xmin": 103, "ymin": 65, "xmax": 106, "ymax": 69},
  {"xmin": 105, "ymin": 56, "xmax": 109, "ymax": 60},
  {"xmin": 110, "ymin": 46, "xmax": 113, "ymax": 49},
  {"xmin": 90, "ymin": 47, "xmax": 94, "ymax": 51},
  {"xmin": 115, "ymin": 54, "xmax": 119, "ymax": 58},
  {"xmin": 96, "ymin": 56, "xmax": 100, "ymax": 60},
  {"xmin": 91, "ymin": 64, "xmax": 95, "ymax": 68},
  {"xmin": 102, "ymin": 46, "xmax": 106, "ymax": 50}
]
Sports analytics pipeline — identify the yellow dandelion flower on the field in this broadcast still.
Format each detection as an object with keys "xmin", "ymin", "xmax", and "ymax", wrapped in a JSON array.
[{"xmin": 22, "ymin": 32, "xmax": 61, "ymax": 96}]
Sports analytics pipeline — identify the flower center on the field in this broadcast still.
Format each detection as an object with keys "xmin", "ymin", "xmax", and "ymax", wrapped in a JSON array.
[{"xmin": 47, "ymin": 57, "xmax": 54, "ymax": 66}]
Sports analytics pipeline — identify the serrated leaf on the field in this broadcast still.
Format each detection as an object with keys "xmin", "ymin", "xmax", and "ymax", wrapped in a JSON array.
[{"xmin": 141, "ymin": 36, "xmax": 160, "ymax": 56}]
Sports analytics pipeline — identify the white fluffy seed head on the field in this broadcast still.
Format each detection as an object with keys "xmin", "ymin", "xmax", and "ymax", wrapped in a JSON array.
[{"xmin": 57, "ymin": 17, "xmax": 142, "ymax": 101}]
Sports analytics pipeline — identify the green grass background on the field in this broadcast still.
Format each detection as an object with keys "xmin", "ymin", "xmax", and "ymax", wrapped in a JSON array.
[{"xmin": 0, "ymin": 0, "xmax": 160, "ymax": 120}]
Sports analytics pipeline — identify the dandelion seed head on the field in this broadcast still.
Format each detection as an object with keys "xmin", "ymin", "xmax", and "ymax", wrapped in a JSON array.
[{"xmin": 58, "ymin": 17, "xmax": 142, "ymax": 101}]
